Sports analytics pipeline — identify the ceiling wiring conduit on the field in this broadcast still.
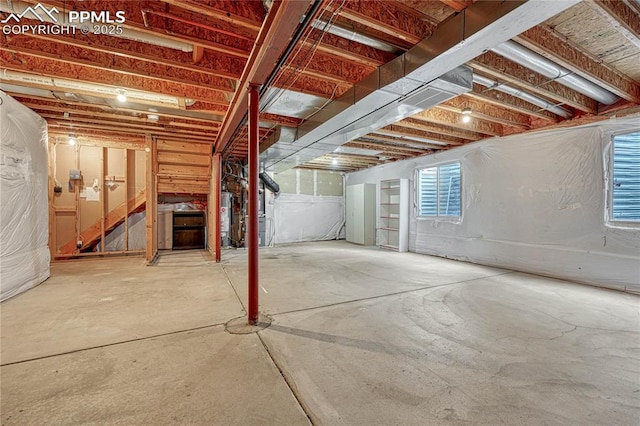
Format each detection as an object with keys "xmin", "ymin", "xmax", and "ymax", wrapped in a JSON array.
[
  {"xmin": 491, "ymin": 40, "xmax": 618, "ymax": 105},
  {"xmin": 473, "ymin": 74, "xmax": 573, "ymax": 119}
]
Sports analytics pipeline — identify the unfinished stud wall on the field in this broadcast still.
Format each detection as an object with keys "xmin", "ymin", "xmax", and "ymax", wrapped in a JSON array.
[
  {"xmin": 347, "ymin": 117, "xmax": 640, "ymax": 292},
  {"xmin": 265, "ymin": 169, "xmax": 345, "ymax": 245},
  {"xmin": 51, "ymin": 142, "xmax": 146, "ymax": 257}
]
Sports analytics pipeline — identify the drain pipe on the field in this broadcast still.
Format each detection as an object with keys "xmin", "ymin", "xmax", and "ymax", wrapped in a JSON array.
[
  {"xmin": 491, "ymin": 40, "xmax": 618, "ymax": 105},
  {"xmin": 473, "ymin": 74, "xmax": 573, "ymax": 119}
]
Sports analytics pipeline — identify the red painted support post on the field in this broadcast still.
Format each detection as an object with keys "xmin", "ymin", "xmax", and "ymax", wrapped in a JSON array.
[
  {"xmin": 247, "ymin": 84, "xmax": 260, "ymax": 325},
  {"xmin": 214, "ymin": 153, "xmax": 222, "ymax": 263}
]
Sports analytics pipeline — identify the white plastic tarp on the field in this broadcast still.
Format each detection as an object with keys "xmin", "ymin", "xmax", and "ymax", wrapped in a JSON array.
[
  {"xmin": 0, "ymin": 92, "xmax": 50, "ymax": 301},
  {"xmin": 347, "ymin": 117, "xmax": 640, "ymax": 292},
  {"xmin": 271, "ymin": 193, "xmax": 345, "ymax": 244},
  {"xmin": 97, "ymin": 212, "xmax": 146, "ymax": 251}
]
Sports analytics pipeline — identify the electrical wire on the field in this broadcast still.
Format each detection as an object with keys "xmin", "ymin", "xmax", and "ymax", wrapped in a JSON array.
[{"xmin": 259, "ymin": 0, "xmax": 347, "ymax": 113}]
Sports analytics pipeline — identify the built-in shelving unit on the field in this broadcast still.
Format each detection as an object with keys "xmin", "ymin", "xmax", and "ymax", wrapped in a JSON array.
[{"xmin": 378, "ymin": 178, "xmax": 409, "ymax": 252}]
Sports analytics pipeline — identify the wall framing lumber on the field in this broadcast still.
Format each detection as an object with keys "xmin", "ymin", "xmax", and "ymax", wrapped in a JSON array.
[{"xmin": 145, "ymin": 135, "xmax": 157, "ymax": 263}]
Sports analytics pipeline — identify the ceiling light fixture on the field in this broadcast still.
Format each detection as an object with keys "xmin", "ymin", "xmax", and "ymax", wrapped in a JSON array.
[
  {"xmin": 461, "ymin": 108, "xmax": 472, "ymax": 123},
  {"xmin": 147, "ymin": 114, "xmax": 159, "ymax": 121},
  {"xmin": 68, "ymin": 136, "xmax": 76, "ymax": 146},
  {"xmin": 332, "ymin": 157, "xmax": 338, "ymax": 165},
  {"xmin": 116, "ymin": 89, "xmax": 127, "ymax": 103}
]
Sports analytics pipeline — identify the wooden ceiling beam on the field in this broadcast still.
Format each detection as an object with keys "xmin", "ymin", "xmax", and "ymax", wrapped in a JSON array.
[
  {"xmin": 588, "ymin": 0, "xmax": 640, "ymax": 49},
  {"xmin": 326, "ymin": 1, "xmax": 434, "ymax": 45},
  {"xmin": 1, "ymin": 52, "xmax": 231, "ymax": 105},
  {"xmin": 259, "ymin": 113, "xmax": 303, "ymax": 127},
  {"xmin": 7, "ymin": 29, "xmax": 246, "ymax": 81},
  {"xmin": 25, "ymin": 104, "xmax": 219, "ymax": 131},
  {"xmin": 15, "ymin": 97, "xmax": 218, "ymax": 125},
  {"xmin": 286, "ymin": 50, "xmax": 375, "ymax": 85},
  {"xmin": 214, "ymin": 0, "xmax": 312, "ymax": 154},
  {"xmin": 439, "ymin": 0, "xmax": 473, "ymax": 12},
  {"xmin": 377, "ymin": 125, "xmax": 468, "ymax": 146},
  {"xmin": 364, "ymin": 134, "xmax": 449, "ymax": 150},
  {"xmin": 516, "ymin": 26, "xmax": 640, "ymax": 103},
  {"xmin": 345, "ymin": 140, "xmax": 429, "ymax": 154},
  {"xmin": 161, "ymin": 0, "xmax": 264, "ymax": 33},
  {"xmin": 440, "ymin": 96, "xmax": 532, "ymax": 129},
  {"xmin": 468, "ymin": 84, "xmax": 559, "ymax": 121},
  {"xmin": 298, "ymin": 164, "xmax": 355, "ymax": 172},
  {"xmin": 48, "ymin": 131, "xmax": 146, "ymax": 150},
  {"xmin": 411, "ymin": 108, "xmax": 504, "ymax": 137},
  {"xmin": 471, "ymin": 52, "xmax": 598, "ymax": 113},
  {"xmin": 43, "ymin": 115, "xmax": 217, "ymax": 139},
  {"xmin": 309, "ymin": 30, "xmax": 396, "ymax": 67},
  {"xmin": 2, "ymin": 38, "xmax": 236, "ymax": 94},
  {"xmin": 19, "ymin": 0, "xmax": 255, "ymax": 56},
  {"xmin": 308, "ymin": 156, "xmax": 381, "ymax": 166},
  {"xmin": 273, "ymin": 72, "xmax": 351, "ymax": 100},
  {"xmin": 395, "ymin": 118, "xmax": 484, "ymax": 141},
  {"xmin": 47, "ymin": 121, "xmax": 215, "ymax": 143},
  {"xmin": 397, "ymin": 1, "xmax": 454, "ymax": 24}
]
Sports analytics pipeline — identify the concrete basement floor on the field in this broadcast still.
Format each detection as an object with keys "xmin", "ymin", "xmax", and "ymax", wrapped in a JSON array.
[{"xmin": 1, "ymin": 242, "xmax": 639, "ymax": 425}]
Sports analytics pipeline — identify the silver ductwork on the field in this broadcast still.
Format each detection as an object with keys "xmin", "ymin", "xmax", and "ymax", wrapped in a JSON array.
[
  {"xmin": 473, "ymin": 74, "xmax": 573, "ymax": 119},
  {"xmin": 311, "ymin": 19, "xmax": 400, "ymax": 53},
  {"xmin": 262, "ymin": 0, "xmax": 580, "ymax": 172},
  {"xmin": 491, "ymin": 40, "xmax": 618, "ymax": 105}
]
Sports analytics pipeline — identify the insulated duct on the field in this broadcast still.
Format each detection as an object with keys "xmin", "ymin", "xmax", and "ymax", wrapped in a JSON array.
[
  {"xmin": 259, "ymin": 172, "xmax": 280, "ymax": 194},
  {"xmin": 311, "ymin": 19, "xmax": 400, "ymax": 53},
  {"xmin": 473, "ymin": 74, "xmax": 573, "ymax": 119},
  {"xmin": 491, "ymin": 40, "xmax": 618, "ymax": 105},
  {"xmin": 0, "ymin": 69, "xmax": 180, "ymax": 105},
  {"xmin": 262, "ymin": 0, "xmax": 580, "ymax": 172}
]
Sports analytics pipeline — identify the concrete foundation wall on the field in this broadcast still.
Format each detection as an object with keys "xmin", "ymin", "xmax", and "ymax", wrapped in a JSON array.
[{"xmin": 347, "ymin": 117, "xmax": 640, "ymax": 293}]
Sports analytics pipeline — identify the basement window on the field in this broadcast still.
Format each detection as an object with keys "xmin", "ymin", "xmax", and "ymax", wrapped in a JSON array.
[
  {"xmin": 611, "ymin": 132, "xmax": 640, "ymax": 222},
  {"xmin": 418, "ymin": 162, "xmax": 461, "ymax": 217}
]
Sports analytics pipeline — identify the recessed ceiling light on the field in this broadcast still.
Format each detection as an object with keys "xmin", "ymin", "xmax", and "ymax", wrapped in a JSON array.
[
  {"xmin": 332, "ymin": 157, "xmax": 338, "ymax": 165},
  {"xmin": 147, "ymin": 114, "xmax": 159, "ymax": 121}
]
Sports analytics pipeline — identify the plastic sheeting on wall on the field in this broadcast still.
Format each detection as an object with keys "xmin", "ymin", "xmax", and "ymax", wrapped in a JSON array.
[
  {"xmin": 347, "ymin": 117, "xmax": 640, "ymax": 293},
  {"xmin": 1, "ymin": 92, "xmax": 50, "ymax": 301},
  {"xmin": 269, "ymin": 193, "xmax": 345, "ymax": 245},
  {"xmin": 96, "ymin": 212, "xmax": 146, "ymax": 252}
]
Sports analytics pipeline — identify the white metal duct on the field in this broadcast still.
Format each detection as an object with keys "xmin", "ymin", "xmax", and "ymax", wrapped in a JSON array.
[
  {"xmin": 472, "ymin": 74, "xmax": 573, "ymax": 119},
  {"xmin": 262, "ymin": 0, "xmax": 580, "ymax": 172},
  {"xmin": 491, "ymin": 40, "xmax": 618, "ymax": 105}
]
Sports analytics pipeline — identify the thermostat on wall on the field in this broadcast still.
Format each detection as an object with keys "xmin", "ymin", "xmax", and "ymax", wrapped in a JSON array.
[{"xmin": 69, "ymin": 169, "xmax": 81, "ymax": 180}]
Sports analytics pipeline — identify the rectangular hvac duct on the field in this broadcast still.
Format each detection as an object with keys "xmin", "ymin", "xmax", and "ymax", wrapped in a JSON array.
[{"xmin": 261, "ymin": 0, "xmax": 580, "ymax": 172}]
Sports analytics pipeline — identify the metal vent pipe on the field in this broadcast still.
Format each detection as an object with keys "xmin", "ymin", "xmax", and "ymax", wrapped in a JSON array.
[
  {"xmin": 491, "ymin": 40, "xmax": 618, "ymax": 105},
  {"xmin": 473, "ymin": 74, "xmax": 572, "ymax": 119}
]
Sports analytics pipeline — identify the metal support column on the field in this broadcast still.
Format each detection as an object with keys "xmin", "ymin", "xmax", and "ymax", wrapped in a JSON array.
[
  {"xmin": 247, "ymin": 84, "xmax": 260, "ymax": 325},
  {"xmin": 214, "ymin": 153, "xmax": 222, "ymax": 263}
]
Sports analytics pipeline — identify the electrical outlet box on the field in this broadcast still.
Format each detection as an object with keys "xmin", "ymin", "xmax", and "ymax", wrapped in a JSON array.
[
  {"xmin": 76, "ymin": 241, "xmax": 82, "ymax": 248},
  {"xmin": 69, "ymin": 169, "xmax": 81, "ymax": 180}
]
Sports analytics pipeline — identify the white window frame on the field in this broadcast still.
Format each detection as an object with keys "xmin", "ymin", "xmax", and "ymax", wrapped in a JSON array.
[{"xmin": 416, "ymin": 162, "xmax": 462, "ymax": 220}]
